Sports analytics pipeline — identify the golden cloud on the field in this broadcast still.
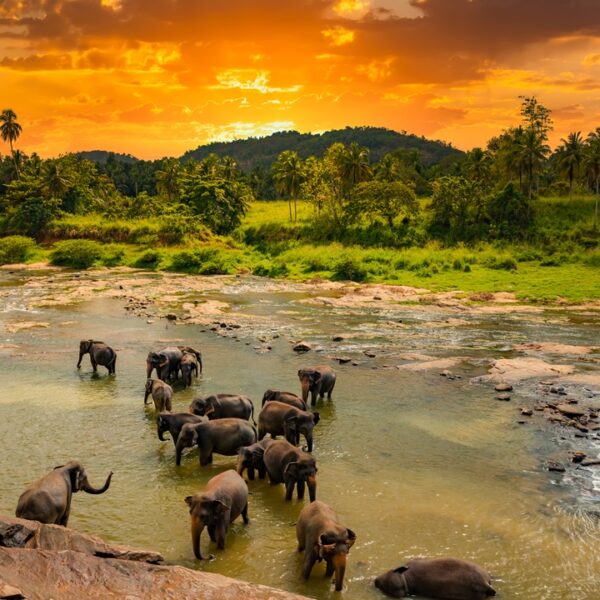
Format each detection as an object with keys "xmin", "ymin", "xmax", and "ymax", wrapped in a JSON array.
[{"xmin": 322, "ymin": 26, "xmax": 355, "ymax": 46}]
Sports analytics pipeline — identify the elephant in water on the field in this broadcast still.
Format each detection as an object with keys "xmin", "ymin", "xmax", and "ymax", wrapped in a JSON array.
[
  {"xmin": 374, "ymin": 558, "xmax": 496, "ymax": 599},
  {"xmin": 77, "ymin": 340, "xmax": 116, "ymax": 375},
  {"xmin": 16, "ymin": 461, "xmax": 113, "ymax": 526},
  {"xmin": 258, "ymin": 401, "xmax": 319, "ymax": 452},
  {"xmin": 144, "ymin": 378, "xmax": 173, "ymax": 412},
  {"xmin": 297, "ymin": 365, "xmax": 336, "ymax": 406}
]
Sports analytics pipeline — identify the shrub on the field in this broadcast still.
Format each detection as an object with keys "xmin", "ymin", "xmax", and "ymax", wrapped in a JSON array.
[
  {"xmin": 133, "ymin": 250, "xmax": 164, "ymax": 269},
  {"xmin": 50, "ymin": 239, "xmax": 104, "ymax": 268},
  {"xmin": 0, "ymin": 236, "xmax": 36, "ymax": 264},
  {"xmin": 332, "ymin": 257, "xmax": 368, "ymax": 281},
  {"xmin": 169, "ymin": 247, "xmax": 243, "ymax": 275},
  {"xmin": 485, "ymin": 255, "xmax": 518, "ymax": 270},
  {"xmin": 102, "ymin": 244, "xmax": 127, "ymax": 267}
]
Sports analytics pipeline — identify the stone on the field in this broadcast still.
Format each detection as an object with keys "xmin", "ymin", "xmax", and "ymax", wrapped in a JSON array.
[
  {"xmin": 571, "ymin": 452, "xmax": 586, "ymax": 463},
  {"xmin": 520, "ymin": 408, "xmax": 533, "ymax": 416},
  {"xmin": 336, "ymin": 357, "xmax": 351, "ymax": 364},
  {"xmin": 165, "ymin": 314, "xmax": 177, "ymax": 321},
  {"xmin": 581, "ymin": 459, "xmax": 600, "ymax": 467},
  {"xmin": 494, "ymin": 383, "xmax": 513, "ymax": 392},
  {"xmin": 331, "ymin": 335, "xmax": 344, "ymax": 342},
  {"xmin": 440, "ymin": 370, "xmax": 453, "ymax": 378},
  {"xmin": 556, "ymin": 404, "xmax": 586, "ymax": 418},
  {"xmin": 496, "ymin": 394, "xmax": 511, "ymax": 401},
  {"xmin": 363, "ymin": 351, "xmax": 376, "ymax": 358},
  {"xmin": 293, "ymin": 341, "xmax": 311, "ymax": 352},
  {"xmin": 0, "ymin": 581, "xmax": 24, "ymax": 599},
  {"xmin": 548, "ymin": 461, "xmax": 566, "ymax": 472}
]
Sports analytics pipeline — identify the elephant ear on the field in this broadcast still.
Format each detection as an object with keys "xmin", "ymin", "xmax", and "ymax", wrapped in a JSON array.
[
  {"xmin": 312, "ymin": 411, "xmax": 320, "ymax": 425},
  {"xmin": 283, "ymin": 461, "xmax": 299, "ymax": 479},
  {"xmin": 345, "ymin": 528, "xmax": 357, "ymax": 548},
  {"xmin": 285, "ymin": 415, "xmax": 298, "ymax": 431},
  {"xmin": 184, "ymin": 495, "xmax": 195, "ymax": 508},
  {"xmin": 212, "ymin": 500, "xmax": 229, "ymax": 515},
  {"xmin": 393, "ymin": 566, "xmax": 408, "ymax": 574},
  {"xmin": 69, "ymin": 465, "xmax": 85, "ymax": 492},
  {"xmin": 317, "ymin": 535, "xmax": 336, "ymax": 559}
]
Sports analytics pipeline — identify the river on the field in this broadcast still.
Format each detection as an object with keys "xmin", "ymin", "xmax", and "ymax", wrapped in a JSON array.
[{"xmin": 0, "ymin": 268, "xmax": 599, "ymax": 599}]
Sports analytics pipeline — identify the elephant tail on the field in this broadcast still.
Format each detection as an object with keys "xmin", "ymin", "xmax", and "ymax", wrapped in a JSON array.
[
  {"xmin": 107, "ymin": 350, "xmax": 117, "ymax": 367},
  {"xmin": 251, "ymin": 402, "xmax": 257, "ymax": 426}
]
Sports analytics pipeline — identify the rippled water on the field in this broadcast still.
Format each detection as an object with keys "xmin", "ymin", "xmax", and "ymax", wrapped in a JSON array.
[{"xmin": 0, "ymin": 270, "xmax": 599, "ymax": 599}]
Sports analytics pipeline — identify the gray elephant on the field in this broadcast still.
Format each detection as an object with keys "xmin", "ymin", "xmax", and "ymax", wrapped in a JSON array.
[
  {"xmin": 298, "ymin": 365, "xmax": 336, "ymax": 406},
  {"xmin": 144, "ymin": 378, "xmax": 173, "ymax": 412},
  {"xmin": 374, "ymin": 558, "xmax": 496, "ymax": 599},
  {"xmin": 263, "ymin": 439, "xmax": 317, "ymax": 502},
  {"xmin": 262, "ymin": 389, "xmax": 307, "ymax": 410},
  {"xmin": 190, "ymin": 394, "xmax": 255, "ymax": 424},
  {"xmin": 236, "ymin": 439, "xmax": 275, "ymax": 481},
  {"xmin": 296, "ymin": 500, "xmax": 356, "ymax": 592},
  {"xmin": 179, "ymin": 346, "xmax": 203, "ymax": 374},
  {"xmin": 77, "ymin": 340, "xmax": 116, "ymax": 375},
  {"xmin": 15, "ymin": 461, "xmax": 113, "ymax": 526},
  {"xmin": 156, "ymin": 412, "xmax": 205, "ymax": 448},
  {"xmin": 175, "ymin": 418, "xmax": 257, "ymax": 466},
  {"xmin": 146, "ymin": 346, "xmax": 182, "ymax": 382},
  {"xmin": 180, "ymin": 351, "xmax": 200, "ymax": 388},
  {"xmin": 185, "ymin": 469, "xmax": 248, "ymax": 560},
  {"xmin": 258, "ymin": 401, "xmax": 320, "ymax": 452}
]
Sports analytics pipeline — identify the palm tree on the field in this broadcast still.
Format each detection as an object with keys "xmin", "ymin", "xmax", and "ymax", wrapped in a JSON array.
[
  {"xmin": 0, "ymin": 109, "xmax": 22, "ymax": 178},
  {"xmin": 464, "ymin": 147, "xmax": 492, "ymax": 187},
  {"xmin": 339, "ymin": 142, "xmax": 371, "ymax": 189},
  {"xmin": 519, "ymin": 127, "xmax": 550, "ymax": 199},
  {"xmin": 555, "ymin": 132, "xmax": 584, "ymax": 201},
  {"xmin": 43, "ymin": 160, "xmax": 72, "ymax": 199},
  {"xmin": 155, "ymin": 158, "xmax": 181, "ymax": 202},
  {"xmin": 375, "ymin": 154, "xmax": 402, "ymax": 182},
  {"xmin": 221, "ymin": 156, "xmax": 238, "ymax": 181},
  {"xmin": 584, "ymin": 128, "xmax": 600, "ymax": 227},
  {"xmin": 272, "ymin": 150, "xmax": 304, "ymax": 221}
]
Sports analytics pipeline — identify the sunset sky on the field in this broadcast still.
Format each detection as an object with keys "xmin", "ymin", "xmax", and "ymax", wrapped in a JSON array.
[{"xmin": 1, "ymin": 0, "xmax": 600, "ymax": 159}]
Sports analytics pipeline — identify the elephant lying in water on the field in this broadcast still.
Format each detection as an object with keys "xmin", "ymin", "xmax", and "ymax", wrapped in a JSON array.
[
  {"xmin": 298, "ymin": 365, "xmax": 336, "ymax": 406},
  {"xmin": 77, "ymin": 340, "xmax": 116, "ymax": 375},
  {"xmin": 296, "ymin": 500, "xmax": 356, "ymax": 592},
  {"xmin": 16, "ymin": 461, "xmax": 113, "ymax": 526},
  {"xmin": 185, "ymin": 469, "xmax": 249, "ymax": 560},
  {"xmin": 374, "ymin": 558, "xmax": 496, "ymax": 599}
]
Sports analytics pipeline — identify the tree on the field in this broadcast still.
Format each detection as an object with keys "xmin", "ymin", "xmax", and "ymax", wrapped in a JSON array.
[
  {"xmin": 584, "ymin": 128, "xmax": 600, "ymax": 227},
  {"xmin": 0, "ymin": 109, "xmax": 22, "ymax": 179},
  {"xmin": 519, "ymin": 127, "xmax": 550, "ymax": 199},
  {"xmin": 463, "ymin": 147, "xmax": 492, "ymax": 188},
  {"xmin": 486, "ymin": 183, "xmax": 532, "ymax": 240},
  {"xmin": 272, "ymin": 150, "xmax": 304, "ymax": 221},
  {"xmin": 155, "ymin": 158, "xmax": 181, "ymax": 203},
  {"xmin": 351, "ymin": 180, "xmax": 418, "ymax": 227},
  {"xmin": 339, "ymin": 142, "xmax": 372, "ymax": 189},
  {"xmin": 555, "ymin": 131, "xmax": 584, "ymax": 201}
]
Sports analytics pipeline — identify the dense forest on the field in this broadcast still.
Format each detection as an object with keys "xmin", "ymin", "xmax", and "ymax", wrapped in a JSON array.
[{"xmin": 0, "ymin": 97, "xmax": 598, "ymax": 290}]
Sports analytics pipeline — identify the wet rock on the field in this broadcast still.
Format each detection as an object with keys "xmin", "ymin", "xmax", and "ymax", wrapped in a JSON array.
[
  {"xmin": 0, "ymin": 582, "xmax": 24, "ymax": 599},
  {"xmin": 548, "ymin": 461, "xmax": 566, "ymax": 472},
  {"xmin": 363, "ymin": 351, "xmax": 376, "ymax": 358},
  {"xmin": 496, "ymin": 394, "xmax": 511, "ymax": 401},
  {"xmin": 494, "ymin": 383, "xmax": 513, "ymax": 392},
  {"xmin": 351, "ymin": 361, "xmax": 359, "ymax": 366},
  {"xmin": 331, "ymin": 335, "xmax": 344, "ymax": 342},
  {"xmin": 293, "ymin": 341, "xmax": 311, "ymax": 353},
  {"xmin": 336, "ymin": 357, "xmax": 352, "ymax": 364},
  {"xmin": 581, "ymin": 459, "xmax": 600, "ymax": 467},
  {"xmin": 571, "ymin": 452, "xmax": 586, "ymax": 463},
  {"xmin": 556, "ymin": 404, "xmax": 586, "ymax": 418},
  {"xmin": 550, "ymin": 386, "xmax": 567, "ymax": 395},
  {"xmin": 520, "ymin": 407, "xmax": 533, "ymax": 416},
  {"xmin": 165, "ymin": 314, "xmax": 177, "ymax": 321},
  {"xmin": 440, "ymin": 370, "xmax": 453, "ymax": 378}
]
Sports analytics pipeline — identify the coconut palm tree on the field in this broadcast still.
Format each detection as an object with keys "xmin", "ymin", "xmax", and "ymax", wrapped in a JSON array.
[
  {"xmin": 555, "ymin": 131, "xmax": 584, "ymax": 201},
  {"xmin": 584, "ymin": 128, "xmax": 600, "ymax": 227},
  {"xmin": 0, "ymin": 109, "xmax": 22, "ymax": 178},
  {"xmin": 272, "ymin": 150, "xmax": 304, "ymax": 221},
  {"xmin": 339, "ymin": 142, "xmax": 371, "ymax": 189},
  {"xmin": 519, "ymin": 127, "xmax": 550, "ymax": 199},
  {"xmin": 155, "ymin": 158, "xmax": 181, "ymax": 203}
]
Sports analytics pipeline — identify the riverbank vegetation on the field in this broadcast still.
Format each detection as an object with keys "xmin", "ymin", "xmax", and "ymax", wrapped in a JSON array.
[{"xmin": 0, "ymin": 98, "xmax": 598, "ymax": 302}]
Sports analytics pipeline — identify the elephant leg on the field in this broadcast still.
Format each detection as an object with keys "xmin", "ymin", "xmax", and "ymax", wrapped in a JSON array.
[
  {"xmin": 91, "ymin": 357, "xmax": 98, "ymax": 372},
  {"xmin": 165, "ymin": 396, "xmax": 172, "ymax": 412},
  {"xmin": 208, "ymin": 524, "xmax": 216, "ymax": 543},
  {"xmin": 285, "ymin": 480, "xmax": 295, "ymax": 501},
  {"xmin": 311, "ymin": 392, "xmax": 317, "ymax": 406},
  {"xmin": 215, "ymin": 522, "xmax": 227, "ymax": 550},
  {"xmin": 241, "ymin": 502, "xmax": 249, "ymax": 525},
  {"xmin": 258, "ymin": 465, "xmax": 266, "ymax": 479},
  {"xmin": 110, "ymin": 355, "xmax": 116, "ymax": 375},
  {"xmin": 302, "ymin": 550, "xmax": 317, "ymax": 580},
  {"xmin": 297, "ymin": 479, "xmax": 306, "ymax": 500},
  {"xmin": 257, "ymin": 427, "xmax": 265, "ymax": 441},
  {"xmin": 325, "ymin": 559, "xmax": 334, "ymax": 577}
]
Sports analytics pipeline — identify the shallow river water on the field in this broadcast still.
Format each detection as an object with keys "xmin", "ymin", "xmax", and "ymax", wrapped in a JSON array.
[{"xmin": 0, "ymin": 269, "xmax": 599, "ymax": 599}]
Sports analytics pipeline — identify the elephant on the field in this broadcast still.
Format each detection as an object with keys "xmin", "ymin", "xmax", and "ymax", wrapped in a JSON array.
[
  {"xmin": 144, "ymin": 378, "xmax": 173, "ymax": 412},
  {"xmin": 263, "ymin": 439, "xmax": 317, "ymax": 502},
  {"xmin": 77, "ymin": 340, "xmax": 116, "ymax": 375},
  {"xmin": 190, "ymin": 394, "xmax": 255, "ymax": 424},
  {"xmin": 258, "ymin": 401, "xmax": 320, "ymax": 452},
  {"xmin": 146, "ymin": 346, "xmax": 183, "ymax": 382},
  {"xmin": 185, "ymin": 469, "xmax": 249, "ymax": 560},
  {"xmin": 236, "ymin": 439, "xmax": 275, "ymax": 481},
  {"xmin": 178, "ymin": 346, "xmax": 203, "ymax": 375},
  {"xmin": 262, "ymin": 389, "xmax": 307, "ymax": 411},
  {"xmin": 180, "ymin": 351, "xmax": 200, "ymax": 388},
  {"xmin": 296, "ymin": 500, "xmax": 356, "ymax": 592},
  {"xmin": 298, "ymin": 365, "xmax": 336, "ymax": 406},
  {"xmin": 374, "ymin": 558, "xmax": 496, "ymax": 599},
  {"xmin": 15, "ymin": 461, "xmax": 113, "ymax": 526},
  {"xmin": 175, "ymin": 418, "xmax": 257, "ymax": 466},
  {"xmin": 156, "ymin": 412, "xmax": 206, "ymax": 448}
]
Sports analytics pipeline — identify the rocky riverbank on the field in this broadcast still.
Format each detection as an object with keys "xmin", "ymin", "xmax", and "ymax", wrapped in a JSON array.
[{"xmin": 0, "ymin": 516, "xmax": 310, "ymax": 600}]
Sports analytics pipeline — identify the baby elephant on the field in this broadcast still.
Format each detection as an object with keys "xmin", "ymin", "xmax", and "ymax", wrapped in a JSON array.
[
  {"xmin": 236, "ymin": 439, "xmax": 275, "ymax": 481},
  {"xmin": 296, "ymin": 500, "xmax": 356, "ymax": 591},
  {"xmin": 144, "ymin": 378, "xmax": 173, "ymax": 412},
  {"xmin": 77, "ymin": 340, "xmax": 116, "ymax": 375},
  {"xmin": 374, "ymin": 558, "xmax": 496, "ymax": 600},
  {"xmin": 180, "ymin": 351, "xmax": 200, "ymax": 388},
  {"xmin": 156, "ymin": 412, "xmax": 205, "ymax": 447},
  {"xmin": 297, "ymin": 365, "xmax": 336, "ymax": 406},
  {"xmin": 185, "ymin": 469, "xmax": 249, "ymax": 560},
  {"xmin": 263, "ymin": 439, "xmax": 318, "ymax": 502}
]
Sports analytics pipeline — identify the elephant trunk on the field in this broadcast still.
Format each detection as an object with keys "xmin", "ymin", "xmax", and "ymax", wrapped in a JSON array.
[
  {"xmin": 175, "ymin": 439, "xmax": 187, "ymax": 465},
  {"xmin": 197, "ymin": 355, "xmax": 203, "ymax": 375},
  {"xmin": 144, "ymin": 388, "xmax": 150, "ymax": 405},
  {"xmin": 82, "ymin": 471, "xmax": 113, "ymax": 495},
  {"xmin": 76, "ymin": 353, "xmax": 83, "ymax": 369},
  {"xmin": 304, "ymin": 432, "xmax": 313, "ymax": 453},
  {"xmin": 191, "ymin": 515, "xmax": 205, "ymax": 560},
  {"xmin": 157, "ymin": 425, "xmax": 166, "ymax": 441},
  {"xmin": 332, "ymin": 552, "xmax": 347, "ymax": 592},
  {"xmin": 307, "ymin": 473, "xmax": 317, "ymax": 502},
  {"xmin": 300, "ymin": 380, "xmax": 310, "ymax": 404}
]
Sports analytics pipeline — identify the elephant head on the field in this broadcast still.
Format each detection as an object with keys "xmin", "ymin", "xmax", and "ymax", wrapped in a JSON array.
[
  {"xmin": 317, "ymin": 529, "xmax": 356, "ymax": 591},
  {"xmin": 284, "ymin": 412, "xmax": 319, "ymax": 452},
  {"xmin": 184, "ymin": 494, "xmax": 228, "ymax": 559},
  {"xmin": 56, "ymin": 460, "xmax": 113, "ymax": 495},
  {"xmin": 77, "ymin": 339, "xmax": 93, "ymax": 368},
  {"xmin": 262, "ymin": 389, "xmax": 277, "ymax": 406},
  {"xmin": 236, "ymin": 445, "xmax": 265, "ymax": 481},
  {"xmin": 175, "ymin": 422, "xmax": 199, "ymax": 465},
  {"xmin": 283, "ymin": 458, "xmax": 317, "ymax": 501},
  {"xmin": 298, "ymin": 369, "xmax": 321, "ymax": 404},
  {"xmin": 189, "ymin": 396, "xmax": 209, "ymax": 416},
  {"xmin": 156, "ymin": 413, "xmax": 170, "ymax": 441},
  {"xmin": 374, "ymin": 566, "xmax": 410, "ymax": 597},
  {"xmin": 179, "ymin": 346, "xmax": 203, "ymax": 374}
]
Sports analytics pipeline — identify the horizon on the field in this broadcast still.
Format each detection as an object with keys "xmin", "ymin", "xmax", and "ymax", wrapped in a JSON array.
[{"xmin": 2, "ymin": 1, "xmax": 600, "ymax": 160}]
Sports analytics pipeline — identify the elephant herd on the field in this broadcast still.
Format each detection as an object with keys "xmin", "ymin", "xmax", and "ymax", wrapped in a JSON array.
[{"xmin": 14, "ymin": 338, "xmax": 497, "ymax": 599}]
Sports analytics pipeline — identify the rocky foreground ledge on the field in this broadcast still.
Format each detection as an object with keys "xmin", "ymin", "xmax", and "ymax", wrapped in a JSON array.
[{"xmin": 0, "ymin": 516, "xmax": 309, "ymax": 600}]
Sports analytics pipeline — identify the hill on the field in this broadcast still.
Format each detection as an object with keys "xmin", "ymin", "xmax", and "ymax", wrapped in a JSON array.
[
  {"xmin": 181, "ymin": 126, "xmax": 462, "ymax": 170},
  {"xmin": 77, "ymin": 150, "xmax": 140, "ymax": 163}
]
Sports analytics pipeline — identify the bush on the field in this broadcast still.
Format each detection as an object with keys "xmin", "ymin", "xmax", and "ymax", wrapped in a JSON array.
[
  {"xmin": 102, "ymin": 244, "xmax": 127, "ymax": 267},
  {"xmin": 332, "ymin": 257, "xmax": 368, "ymax": 281},
  {"xmin": 0, "ymin": 236, "xmax": 36, "ymax": 264},
  {"xmin": 169, "ymin": 246, "xmax": 243, "ymax": 275},
  {"xmin": 133, "ymin": 250, "xmax": 164, "ymax": 269},
  {"xmin": 485, "ymin": 255, "xmax": 518, "ymax": 270},
  {"xmin": 50, "ymin": 239, "xmax": 104, "ymax": 268}
]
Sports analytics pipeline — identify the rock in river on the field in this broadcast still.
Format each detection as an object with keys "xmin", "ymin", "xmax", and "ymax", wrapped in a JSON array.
[
  {"xmin": 292, "ymin": 341, "xmax": 311, "ymax": 352},
  {"xmin": 556, "ymin": 404, "xmax": 586, "ymax": 418},
  {"xmin": 495, "ymin": 382, "xmax": 513, "ymax": 392}
]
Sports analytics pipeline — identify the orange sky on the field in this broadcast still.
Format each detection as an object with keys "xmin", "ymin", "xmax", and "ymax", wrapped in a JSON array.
[{"xmin": 1, "ymin": 0, "xmax": 600, "ymax": 159}]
